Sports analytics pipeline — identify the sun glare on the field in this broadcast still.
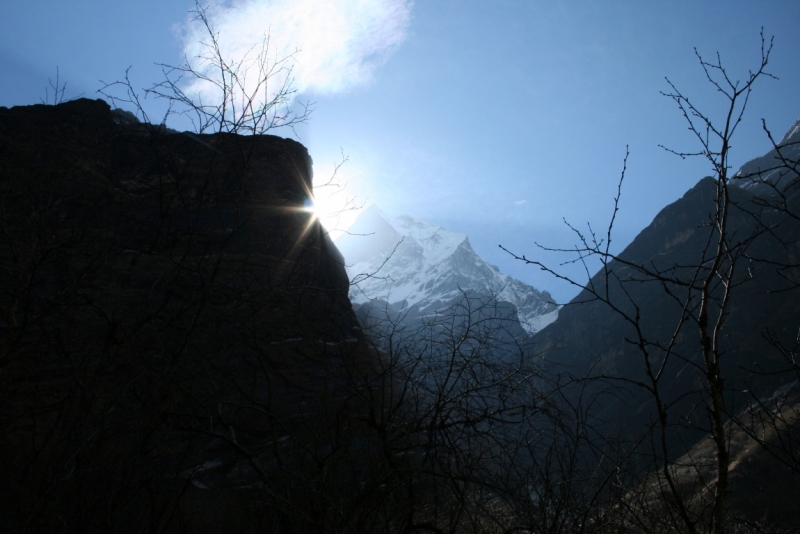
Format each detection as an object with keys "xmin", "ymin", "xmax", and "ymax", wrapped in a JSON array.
[
  {"xmin": 302, "ymin": 198, "xmax": 317, "ymax": 217},
  {"xmin": 311, "ymin": 187, "xmax": 360, "ymax": 240}
]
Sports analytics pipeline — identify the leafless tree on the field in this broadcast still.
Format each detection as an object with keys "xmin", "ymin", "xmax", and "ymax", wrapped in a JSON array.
[
  {"xmin": 503, "ymin": 31, "xmax": 800, "ymax": 533},
  {"xmin": 40, "ymin": 66, "xmax": 83, "ymax": 105},
  {"xmin": 99, "ymin": 0, "xmax": 312, "ymax": 135}
]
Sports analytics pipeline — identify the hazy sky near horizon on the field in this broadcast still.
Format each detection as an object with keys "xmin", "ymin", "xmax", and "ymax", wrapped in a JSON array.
[{"xmin": 2, "ymin": 1, "xmax": 799, "ymax": 302}]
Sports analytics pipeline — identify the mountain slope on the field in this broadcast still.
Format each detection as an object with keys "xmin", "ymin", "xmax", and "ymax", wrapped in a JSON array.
[
  {"xmin": 336, "ymin": 206, "xmax": 558, "ymax": 335},
  {"xmin": 530, "ymin": 117, "xmax": 800, "ymax": 456},
  {"xmin": 731, "ymin": 116, "xmax": 800, "ymax": 192}
]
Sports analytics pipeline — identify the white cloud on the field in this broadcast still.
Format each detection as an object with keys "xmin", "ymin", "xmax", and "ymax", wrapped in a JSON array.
[
  {"xmin": 514, "ymin": 200, "xmax": 527, "ymax": 206},
  {"xmin": 178, "ymin": 0, "xmax": 412, "ymax": 108}
]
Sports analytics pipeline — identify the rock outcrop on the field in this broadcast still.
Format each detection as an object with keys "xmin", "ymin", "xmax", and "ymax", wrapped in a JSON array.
[{"xmin": 0, "ymin": 99, "xmax": 368, "ymax": 531}]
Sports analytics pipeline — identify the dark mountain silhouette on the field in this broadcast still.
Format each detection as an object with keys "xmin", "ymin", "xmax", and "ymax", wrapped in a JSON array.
[
  {"xmin": 0, "ymin": 99, "xmax": 372, "ymax": 532},
  {"xmin": 530, "ymin": 119, "xmax": 800, "ymax": 525}
]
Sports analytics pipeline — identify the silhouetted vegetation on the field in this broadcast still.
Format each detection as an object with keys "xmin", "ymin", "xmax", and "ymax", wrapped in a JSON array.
[{"xmin": 1, "ymin": 19, "xmax": 799, "ymax": 534}]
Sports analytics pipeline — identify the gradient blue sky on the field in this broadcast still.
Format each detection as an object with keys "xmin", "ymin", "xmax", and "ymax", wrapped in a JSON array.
[{"xmin": 2, "ymin": 1, "xmax": 799, "ymax": 302}]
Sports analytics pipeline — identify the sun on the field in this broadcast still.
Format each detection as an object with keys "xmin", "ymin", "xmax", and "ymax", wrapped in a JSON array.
[
  {"xmin": 309, "ymin": 188, "xmax": 359, "ymax": 240},
  {"xmin": 301, "ymin": 197, "xmax": 317, "ymax": 217},
  {"xmin": 308, "ymin": 160, "xmax": 363, "ymax": 240}
]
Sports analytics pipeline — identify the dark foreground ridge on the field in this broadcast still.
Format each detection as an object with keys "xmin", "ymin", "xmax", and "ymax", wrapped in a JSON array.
[{"xmin": 0, "ymin": 99, "xmax": 371, "ymax": 531}]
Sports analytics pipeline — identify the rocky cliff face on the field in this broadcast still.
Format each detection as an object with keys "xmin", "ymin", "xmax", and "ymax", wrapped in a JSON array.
[{"xmin": 0, "ymin": 99, "xmax": 368, "ymax": 531}]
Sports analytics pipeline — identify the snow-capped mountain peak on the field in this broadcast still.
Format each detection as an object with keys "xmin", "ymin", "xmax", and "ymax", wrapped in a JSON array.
[
  {"xmin": 732, "ymin": 117, "xmax": 800, "ymax": 192},
  {"xmin": 335, "ymin": 206, "xmax": 558, "ymax": 335}
]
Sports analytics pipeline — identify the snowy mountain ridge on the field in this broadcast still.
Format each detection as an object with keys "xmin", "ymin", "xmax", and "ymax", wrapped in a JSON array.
[
  {"xmin": 335, "ymin": 206, "xmax": 558, "ymax": 335},
  {"xmin": 732, "ymin": 117, "xmax": 800, "ymax": 192}
]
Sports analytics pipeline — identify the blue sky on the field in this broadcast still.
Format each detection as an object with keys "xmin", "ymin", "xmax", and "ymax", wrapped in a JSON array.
[{"xmin": 2, "ymin": 1, "xmax": 799, "ymax": 302}]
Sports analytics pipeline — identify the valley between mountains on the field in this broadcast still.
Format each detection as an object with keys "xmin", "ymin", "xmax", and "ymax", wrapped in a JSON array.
[{"xmin": 1, "ymin": 99, "xmax": 799, "ymax": 532}]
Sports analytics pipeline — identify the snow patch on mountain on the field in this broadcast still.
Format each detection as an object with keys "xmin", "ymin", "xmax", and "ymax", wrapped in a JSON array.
[
  {"xmin": 732, "ymin": 117, "xmax": 800, "ymax": 192},
  {"xmin": 336, "ymin": 206, "xmax": 558, "ymax": 335}
]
